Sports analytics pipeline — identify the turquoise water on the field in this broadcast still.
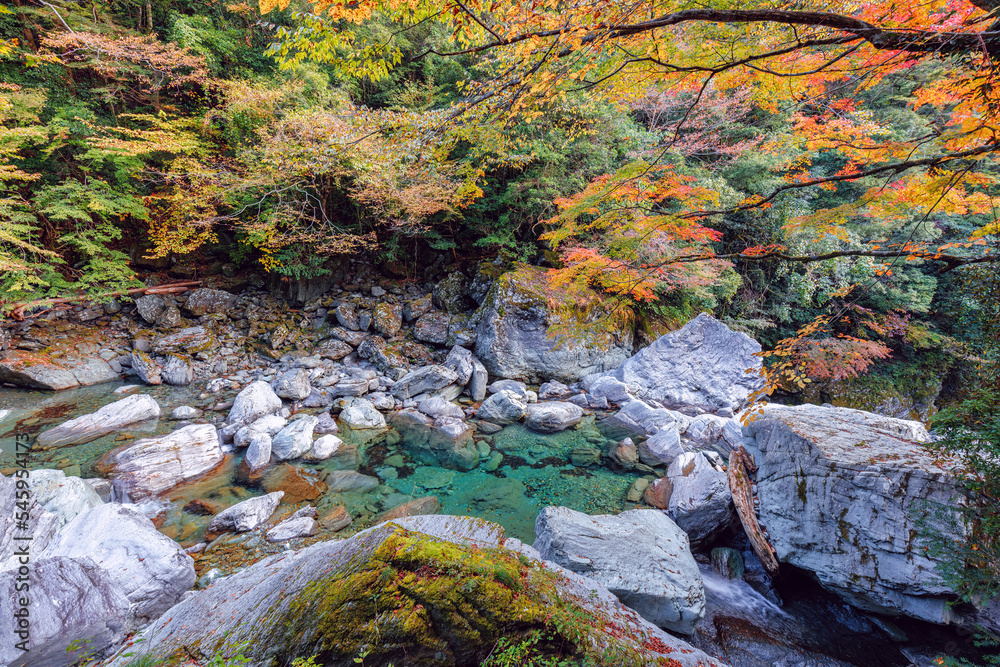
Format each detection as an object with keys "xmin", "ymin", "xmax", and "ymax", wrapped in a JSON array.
[{"xmin": 0, "ymin": 382, "xmax": 644, "ymax": 544}]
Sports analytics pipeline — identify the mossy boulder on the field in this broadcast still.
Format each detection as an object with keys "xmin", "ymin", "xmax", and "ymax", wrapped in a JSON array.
[
  {"xmin": 475, "ymin": 265, "xmax": 635, "ymax": 383},
  {"xmin": 104, "ymin": 515, "xmax": 724, "ymax": 667}
]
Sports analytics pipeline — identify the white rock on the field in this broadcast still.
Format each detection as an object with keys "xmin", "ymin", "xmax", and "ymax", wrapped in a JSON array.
[
  {"xmin": 245, "ymin": 434, "xmax": 272, "ymax": 472},
  {"xmin": 36, "ymin": 394, "xmax": 161, "ymax": 448},
  {"xmin": 234, "ymin": 414, "xmax": 288, "ymax": 448},
  {"xmin": 265, "ymin": 516, "xmax": 318, "ymax": 542},
  {"xmin": 208, "ymin": 492, "xmax": 284, "ymax": 533},
  {"xmin": 305, "ymin": 434, "xmax": 342, "ymax": 462},
  {"xmin": 271, "ymin": 416, "xmax": 318, "ymax": 461},
  {"xmin": 228, "ymin": 381, "xmax": 282, "ymax": 427},
  {"xmin": 27, "ymin": 469, "xmax": 103, "ymax": 528},
  {"xmin": 340, "ymin": 398, "xmax": 387, "ymax": 429}
]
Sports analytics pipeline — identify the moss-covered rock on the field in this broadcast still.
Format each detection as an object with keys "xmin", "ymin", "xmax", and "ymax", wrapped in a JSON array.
[
  {"xmin": 474, "ymin": 265, "xmax": 635, "ymax": 383},
  {"xmin": 103, "ymin": 516, "xmax": 723, "ymax": 667}
]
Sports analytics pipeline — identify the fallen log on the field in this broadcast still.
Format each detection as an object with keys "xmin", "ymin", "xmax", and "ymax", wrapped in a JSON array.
[
  {"xmin": 5, "ymin": 280, "xmax": 203, "ymax": 321},
  {"xmin": 729, "ymin": 445, "xmax": 780, "ymax": 576}
]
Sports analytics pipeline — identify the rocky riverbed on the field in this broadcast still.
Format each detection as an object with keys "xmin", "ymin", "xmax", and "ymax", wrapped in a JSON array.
[{"xmin": 0, "ymin": 267, "xmax": 994, "ymax": 667}]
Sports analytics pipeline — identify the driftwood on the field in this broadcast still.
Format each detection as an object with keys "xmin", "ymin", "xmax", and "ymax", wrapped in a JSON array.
[
  {"xmin": 729, "ymin": 445, "xmax": 780, "ymax": 576},
  {"xmin": 6, "ymin": 280, "xmax": 203, "ymax": 321}
]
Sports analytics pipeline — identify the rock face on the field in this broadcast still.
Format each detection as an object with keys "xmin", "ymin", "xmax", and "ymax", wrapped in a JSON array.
[
  {"xmin": 103, "ymin": 516, "xmax": 723, "ymax": 667},
  {"xmin": 40, "ymin": 503, "xmax": 196, "ymax": 620},
  {"xmin": 98, "ymin": 424, "xmax": 224, "ymax": 500},
  {"xmin": 744, "ymin": 404, "xmax": 964, "ymax": 624},
  {"xmin": 0, "ymin": 556, "xmax": 130, "ymax": 667},
  {"xmin": 604, "ymin": 313, "xmax": 764, "ymax": 415},
  {"xmin": 533, "ymin": 506, "xmax": 705, "ymax": 634},
  {"xmin": 524, "ymin": 401, "xmax": 584, "ymax": 433},
  {"xmin": 475, "ymin": 265, "xmax": 634, "ymax": 383},
  {"xmin": 36, "ymin": 394, "xmax": 161, "ymax": 449},
  {"xmin": 0, "ymin": 349, "xmax": 119, "ymax": 390}
]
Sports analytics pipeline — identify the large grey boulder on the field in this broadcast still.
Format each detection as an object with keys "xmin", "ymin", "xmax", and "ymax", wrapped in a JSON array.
[
  {"xmin": 160, "ymin": 353, "xmax": 194, "ymax": 386},
  {"xmin": 604, "ymin": 313, "xmax": 764, "ymax": 415},
  {"xmin": 40, "ymin": 503, "xmax": 195, "ymax": 620},
  {"xmin": 135, "ymin": 294, "xmax": 166, "ymax": 323},
  {"xmin": 475, "ymin": 266, "xmax": 634, "ymax": 383},
  {"xmin": 208, "ymin": 491, "xmax": 283, "ymax": 534},
  {"xmin": 609, "ymin": 399, "xmax": 689, "ymax": 436},
  {"xmin": 0, "ymin": 557, "xmax": 130, "ymax": 667},
  {"xmin": 665, "ymin": 451, "xmax": 734, "ymax": 546},
  {"xmin": 229, "ymin": 381, "xmax": 283, "ymax": 426},
  {"xmin": 98, "ymin": 424, "xmax": 224, "ymax": 501},
  {"xmin": 36, "ymin": 394, "xmax": 161, "ymax": 449},
  {"xmin": 476, "ymin": 389, "xmax": 527, "ymax": 423},
  {"xmin": 245, "ymin": 434, "xmax": 272, "ymax": 472},
  {"xmin": 272, "ymin": 368, "xmax": 312, "ymax": 401},
  {"xmin": 524, "ymin": 401, "xmax": 584, "ymax": 433},
  {"xmin": 443, "ymin": 345, "xmax": 474, "ymax": 384},
  {"xmin": 390, "ymin": 365, "xmax": 459, "ymax": 400},
  {"xmin": 130, "ymin": 351, "xmax": 161, "ymax": 385},
  {"xmin": 416, "ymin": 395, "xmax": 464, "ymax": 420},
  {"xmin": 271, "ymin": 416, "xmax": 318, "ymax": 461},
  {"xmin": 532, "ymin": 506, "xmax": 705, "ymax": 634},
  {"xmin": 0, "ymin": 350, "xmax": 118, "ymax": 391},
  {"xmin": 27, "ymin": 469, "xmax": 104, "ymax": 528},
  {"xmin": 185, "ymin": 288, "xmax": 236, "ymax": 317},
  {"xmin": 340, "ymin": 398, "xmax": 386, "ymax": 429},
  {"xmin": 466, "ymin": 356, "xmax": 489, "ymax": 401},
  {"xmin": 102, "ymin": 515, "xmax": 723, "ymax": 667},
  {"xmin": 637, "ymin": 424, "xmax": 686, "ymax": 466},
  {"xmin": 745, "ymin": 404, "xmax": 965, "ymax": 624}
]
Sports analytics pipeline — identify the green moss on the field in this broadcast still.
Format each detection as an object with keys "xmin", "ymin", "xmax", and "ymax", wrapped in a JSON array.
[{"xmin": 273, "ymin": 528, "xmax": 674, "ymax": 667}]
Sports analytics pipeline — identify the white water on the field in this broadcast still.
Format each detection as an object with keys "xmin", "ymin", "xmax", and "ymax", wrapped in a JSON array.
[{"xmin": 699, "ymin": 564, "xmax": 790, "ymax": 623}]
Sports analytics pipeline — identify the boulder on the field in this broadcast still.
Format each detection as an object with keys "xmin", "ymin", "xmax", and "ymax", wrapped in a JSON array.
[
  {"xmin": 610, "ymin": 438, "xmax": 639, "ymax": 470},
  {"xmin": 130, "ymin": 350, "xmax": 161, "ymax": 385},
  {"xmin": 603, "ymin": 313, "xmax": 764, "ymax": 415},
  {"xmin": 538, "ymin": 380, "xmax": 571, "ymax": 400},
  {"xmin": 334, "ymin": 304, "xmax": 360, "ymax": 330},
  {"xmin": 685, "ymin": 413, "xmax": 744, "ymax": 452},
  {"xmin": 207, "ymin": 491, "xmax": 283, "ymax": 534},
  {"xmin": 413, "ymin": 310, "xmax": 450, "ymax": 344},
  {"xmin": 340, "ymin": 397, "xmax": 387, "ymax": 429},
  {"xmin": 475, "ymin": 265, "xmax": 634, "ymax": 383},
  {"xmin": 305, "ymin": 434, "xmax": 342, "ymax": 461},
  {"xmin": 329, "ymin": 377, "xmax": 371, "ymax": 397},
  {"xmin": 40, "ymin": 503, "xmax": 196, "ymax": 620},
  {"xmin": 27, "ymin": 469, "xmax": 103, "ymax": 528},
  {"xmin": 745, "ymin": 404, "xmax": 964, "ymax": 624},
  {"xmin": 466, "ymin": 356, "xmax": 489, "ymax": 402},
  {"xmin": 271, "ymin": 416, "xmax": 318, "ymax": 460},
  {"xmin": 135, "ymin": 294, "xmax": 165, "ymax": 323},
  {"xmin": 488, "ymin": 378, "xmax": 528, "ymax": 397},
  {"xmin": 476, "ymin": 389, "xmax": 527, "ymax": 423},
  {"xmin": 272, "ymin": 368, "xmax": 312, "ymax": 401},
  {"xmin": 228, "ymin": 381, "xmax": 283, "ymax": 427},
  {"xmin": 155, "ymin": 304, "xmax": 181, "ymax": 329},
  {"xmin": 314, "ymin": 338, "xmax": 353, "ymax": 361},
  {"xmin": 185, "ymin": 288, "xmax": 236, "ymax": 317},
  {"xmin": 373, "ymin": 302, "xmax": 403, "ymax": 337},
  {"xmin": 433, "ymin": 270, "xmax": 473, "ymax": 313},
  {"xmin": 533, "ymin": 506, "xmax": 705, "ymax": 634},
  {"xmin": 443, "ymin": 345, "xmax": 474, "ymax": 384},
  {"xmin": 637, "ymin": 424, "xmax": 686, "ymax": 466},
  {"xmin": 0, "ymin": 350, "xmax": 119, "ymax": 391},
  {"xmin": 36, "ymin": 394, "xmax": 161, "ymax": 449},
  {"xmin": 103, "ymin": 515, "xmax": 722, "ymax": 667},
  {"xmin": 524, "ymin": 401, "xmax": 584, "ymax": 433},
  {"xmin": 403, "ymin": 294, "xmax": 432, "ymax": 321},
  {"xmin": 234, "ymin": 414, "xmax": 287, "ymax": 448},
  {"xmin": 325, "ymin": 470, "xmax": 380, "ymax": 493},
  {"xmin": 266, "ymin": 516, "xmax": 318, "ymax": 542},
  {"xmin": 665, "ymin": 451, "xmax": 734, "ymax": 547},
  {"xmin": 417, "ymin": 395, "xmax": 465, "ymax": 420},
  {"xmin": 98, "ymin": 424, "xmax": 224, "ymax": 501},
  {"xmin": 245, "ymin": 434, "xmax": 272, "ymax": 473},
  {"xmin": 390, "ymin": 365, "xmax": 459, "ymax": 399},
  {"xmin": 160, "ymin": 353, "xmax": 194, "ymax": 386},
  {"xmin": 610, "ymin": 399, "xmax": 689, "ymax": 436},
  {"xmin": 261, "ymin": 465, "xmax": 327, "ymax": 503},
  {"xmin": 151, "ymin": 326, "xmax": 215, "ymax": 355},
  {"xmin": 588, "ymin": 376, "xmax": 633, "ymax": 404}
]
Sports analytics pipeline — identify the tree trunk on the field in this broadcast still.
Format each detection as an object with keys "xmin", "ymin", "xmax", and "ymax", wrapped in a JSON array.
[
  {"xmin": 145, "ymin": 0, "xmax": 153, "ymax": 32},
  {"xmin": 728, "ymin": 446, "xmax": 780, "ymax": 576}
]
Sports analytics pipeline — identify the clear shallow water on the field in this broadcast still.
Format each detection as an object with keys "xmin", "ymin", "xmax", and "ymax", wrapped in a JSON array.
[{"xmin": 0, "ymin": 382, "xmax": 642, "ymax": 544}]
